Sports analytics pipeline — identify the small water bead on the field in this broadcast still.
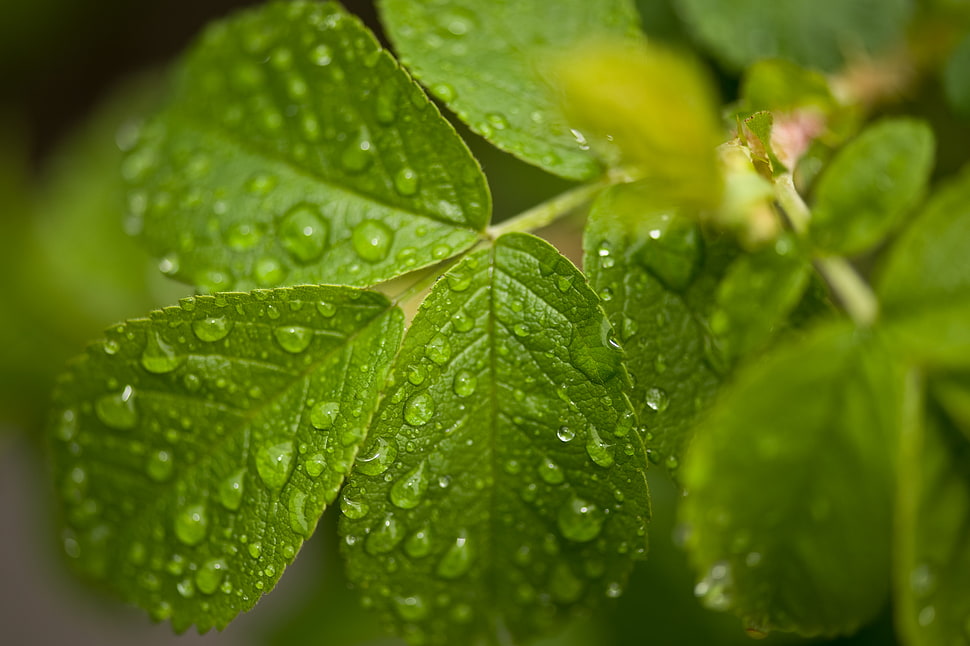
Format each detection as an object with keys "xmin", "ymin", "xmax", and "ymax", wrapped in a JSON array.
[
  {"xmin": 356, "ymin": 437, "xmax": 398, "ymax": 476},
  {"xmin": 95, "ymin": 386, "xmax": 138, "ymax": 430},
  {"xmin": 437, "ymin": 534, "xmax": 472, "ymax": 579},
  {"xmin": 316, "ymin": 300, "xmax": 337, "ymax": 317},
  {"xmin": 910, "ymin": 563, "xmax": 935, "ymax": 597},
  {"xmin": 351, "ymin": 220, "xmax": 393, "ymax": 263},
  {"xmin": 425, "ymin": 334, "xmax": 452, "ymax": 365},
  {"xmin": 245, "ymin": 171, "xmax": 277, "ymax": 195},
  {"xmin": 394, "ymin": 167, "xmax": 420, "ymax": 196},
  {"xmin": 432, "ymin": 82, "xmax": 457, "ymax": 102},
  {"xmin": 452, "ymin": 371, "xmax": 477, "ymax": 398},
  {"xmin": 645, "ymin": 387, "xmax": 670, "ymax": 412},
  {"xmin": 311, "ymin": 43, "xmax": 333, "ymax": 66},
  {"xmin": 146, "ymin": 450, "xmax": 174, "ymax": 482},
  {"xmin": 394, "ymin": 595, "xmax": 429, "ymax": 622},
  {"xmin": 537, "ymin": 456, "xmax": 565, "ymax": 485},
  {"xmin": 404, "ymin": 392, "xmax": 435, "ymax": 426},
  {"xmin": 340, "ymin": 493, "xmax": 369, "ymax": 520},
  {"xmin": 918, "ymin": 605, "xmax": 936, "ymax": 627},
  {"xmin": 585, "ymin": 426, "xmax": 615, "ymax": 468},
  {"xmin": 177, "ymin": 578, "xmax": 195, "ymax": 598},
  {"xmin": 174, "ymin": 504, "xmax": 208, "ymax": 546},
  {"xmin": 557, "ymin": 497, "xmax": 605, "ymax": 543},
  {"xmin": 254, "ymin": 257, "xmax": 286, "ymax": 286},
  {"xmin": 664, "ymin": 455, "xmax": 679, "ymax": 471},
  {"xmin": 446, "ymin": 270, "xmax": 472, "ymax": 292},
  {"xmin": 226, "ymin": 222, "xmax": 262, "ymax": 251},
  {"xmin": 550, "ymin": 562, "xmax": 584, "ymax": 603},
  {"xmin": 404, "ymin": 528, "xmax": 432, "ymax": 558},
  {"xmin": 390, "ymin": 461, "xmax": 429, "ymax": 509},
  {"xmin": 55, "ymin": 409, "xmax": 78, "ymax": 442},
  {"xmin": 374, "ymin": 83, "xmax": 398, "ymax": 125},
  {"xmin": 304, "ymin": 453, "xmax": 326, "ymax": 478},
  {"xmin": 451, "ymin": 310, "xmax": 474, "ymax": 332},
  {"xmin": 196, "ymin": 558, "xmax": 227, "ymax": 595},
  {"xmin": 407, "ymin": 364, "xmax": 427, "ymax": 386},
  {"xmin": 219, "ymin": 469, "xmax": 246, "ymax": 511},
  {"xmin": 694, "ymin": 561, "xmax": 733, "ymax": 611},
  {"xmin": 248, "ymin": 542, "xmax": 262, "ymax": 559},
  {"xmin": 274, "ymin": 325, "xmax": 313, "ymax": 353},
  {"xmin": 256, "ymin": 441, "xmax": 296, "ymax": 490},
  {"xmin": 310, "ymin": 401, "xmax": 340, "ymax": 430},
  {"xmin": 193, "ymin": 316, "xmax": 232, "ymax": 342},
  {"xmin": 279, "ymin": 205, "xmax": 329, "ymax": 263},
  {"xmin": 341, "ymin": 132, "xmax": 375, "ymax": 173},
  {"xmin": 141, "ymin": 330, "xmax": 184, "ymax": 374},
  {"xmin": 365, "ymin": 515, "xmax": 404, "ymax": 554},
  {"xmin": 288, "ymin": 489, "xmax": 311, "ymax": 537},
  {"xmin": 557, "ymin": 426, "xmax": 575, "ymax": 443}
]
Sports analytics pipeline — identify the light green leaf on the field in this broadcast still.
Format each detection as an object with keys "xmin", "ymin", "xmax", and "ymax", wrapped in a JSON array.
[
  {"xmin": 895, "ymin": 377, "xmax": 970, "ymax": 646},
  {"xmin": 126, "ymin": 1, "xmax": 490, "ymax": 293},
  {"xmin": 378, "ymin": 0, "xmax": 643, "ymax": 180},
  {"xmin": 584, "ymin": 181, "xmax": 738, "ymax": 479},
  {"xmin": 879, "ymin": 164, "xmax": 970, "ymax": 312},
  {"xmin": 680, "ymin": 325, "xmax": 899, "ymax": 637},
  {"xmin": 881, "ymin": 302, "xmax": 970, "ymax": 369},
  {"xmin": 339, "ymin": 233, "xmax": 650, "ymax": 645},
  {"xmin": 48, "ymin": 285, "xmax": 403, "ymax": 631},
  {"xmin": 944, "ymin": 31, "xmax": 970, "ymax": 118},
  {"xmin": 739, "ymin": 59, "xmax": 836, "ymax": 114},
  {"xmin": 810, "ymin": 118, "xmax": 934, "ymax": 256},
  {"xmin": 675, "ymin": 0, "xmax": 912, "ymax": 72}
]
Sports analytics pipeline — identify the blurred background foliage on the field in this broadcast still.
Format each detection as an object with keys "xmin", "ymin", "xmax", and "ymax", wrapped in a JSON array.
[{"xmin": 2, "ymin": 0, "xmax": 970, "ymax": 644}]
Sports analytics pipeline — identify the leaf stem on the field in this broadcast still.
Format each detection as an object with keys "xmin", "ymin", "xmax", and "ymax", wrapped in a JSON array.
[
  {"xmin": 773, "ymin": 172, "xmax": 810, "ymax": 235},
  {"xmin": 487, "ymin": 178, "xmax": 612, "ymax": 238}
]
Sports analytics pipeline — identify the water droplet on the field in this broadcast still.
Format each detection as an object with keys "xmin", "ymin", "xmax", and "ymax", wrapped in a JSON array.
[
  {"xmin": 584, "ymin": 426, "xmax": 615, "ymax": 468},
  {"xmin": 550, "ymin": 562, "xmax": 584, "ymax": 603},
  {"xmin": 95, "ymin": 385, "xmax": 137, "ymax": 430},
  {"xmin": 341, "ymin": 129, "xmax": 375, "ymax": 173},
  {"xmin": 404, "ymin": 392, "xmax": 435, "ymax": 426},
  {"xmin": 451, "ymin": 370, "xmax": 477, "ymax": 398},
  {"xmin": 351, "ymin": 220, "xmax": 393, "ymax": 263},
  {"xmin": 404, "ymin": 527, "xmax": 432, "ymax": 558},
  {"xmin": 274, "ymin": 326, "xmax": 313, "ymax": 353},
  {"xmin": 374, "ymin": 83, "xmax": 398, "ymax": 124},
  {"xmin": 256, "ymin": 441, "xmax": 295, "ymax": 490},
  {"xmin": 557, "ymin": 426, "xmax": 575, "ymax": 443},
  {"xmin": 193, "ymin": 316, "xmax": 232, "ymax": 342},
  {"xmin": 196, "ymin": 558, "xmax": 227, "ymax": 595},
  {"xmin": 451, "ymin": 310, "xmax": 474, "ymax": 332},
  {"xmin": 219, "ymin": 469, "xmax": 245, "ymax": 510},
  {"xmin": 485, "ymin": 112, "xmax": 509, "ymax": 130},
  {"xmin": 55, "ymin": 409, "xmax": 78, "ymax": 442},
  {"xmin": 365, "ymin": 515, "xmax": 404, "ymax": 554},
  {"xmin": 393, "ymin": 167, "xmax": 420, "ymax": 196},
  {"xmin": 437, "ymin": 534, "xmax": 472, "ymax": 579},
  {"xmin": 356, "ymin": 437, "xmax": 397, "ymax": 476},
  {"xmin": 633, "ymin": 215, "xmax": 702, "ymax": 291},
  {"xmin": 340, "ymin": 493, "xmax": 369, "ymax": 519},
  {"xmin": 390, "ymin": 461, "xmax": 429, "ymax": 509},
  {"xmin": 910, "ymin": 563, "xmax": 935, "ymax": 597},
  {"xmin": 664, "ymin": 455, "xmax": 679, "ymax": 470},
  {"xmin": 694, "ymin": 561, "xmax": 733, "ymax": 611},
  {"xmin": 918, "ymin": 605, "xmax": 936, "ymax": 627},
  {"xmin": 225, "ymin": 222, "xmax": 262, "ymax": 251},
  {"xmin": 141, "ymin": 330, "xmax": 184, "ymax": 374},
  {"xmin": 407, "ymin": 364, "xmax": 427, "ymax": 385},
  {"xmin": 557, "ymin": 275, "xmax": 573, "ymax": 292},
  {"xmin": 311, "ymin": 43, "xmax": 333, "ymax": 66},
  {"xmin": 645, "ymin": 387, "xmax": 670, "ymax": 412},
  {"xmin": 569, "ymin": 319, "xmax": 621, "ymax": 383},
  {"xmin": 147, "ymin": 449, "xmax": 174, "ymax": 482},
  {"xmin": 537, "ymin": 456, "xmax": 565, "ymax": 484},
  {"xmin": 446, "ymin": 270, "xmax": 472, "ymax": 292},
  {"xmin": 316, "ymin": 300, "xmax": 337, "ymax": 318},
  {"xmin": 288, "ymin": 489, "xmax": 311, "ymax": 537},
  {"xmin": 605, "ymin": 581, "xmax": 624, "ymax": 598},
  {"xmin": 279, "ymin": 205, "xmax": 328, "ymax": 263},
  {"xmin": 426, "ymin": 334, "xmax": 451, "ymax": 365},
  {"xmin": 432, "ymin": 82, "xmax": 457, "ymax": 102},
  {"xmin": 393, "ymin": 595, "xmax": 429, "ymax": 621},
  {"xmin": 254, "ymin": 257, "xmax": 286, "ymax": 286},
  {"xmin": 174, "ymin": 503, "xmax": 208, "ymax": 546},
  {"xmin": 310, "ymin": 401, "xmax": 340, "ymax": 430},
  {"xmin": 557, "ymin": 497, "xmax": 605, "ymax": 543}
]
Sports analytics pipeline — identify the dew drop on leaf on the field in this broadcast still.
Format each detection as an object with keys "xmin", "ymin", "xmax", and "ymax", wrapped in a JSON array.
[
  {"xmin": 288, "ymin": 489, "xmax": 311, "ymax": 537},
  {"xmin": 340, "ymin": 130, "xmax": 375, "ymax": 173},
  {"xmin": 432, "ymin": 82, "xmax": 457, "ymax": 102},
  {"xmin": 310, "ymin": 401, "xmax": 340, "ymax": 430},
  {"xmin": 146, "ymin": 449, "xmax": 174, "ymax": 482},
  {"xmin": 219, "ymin": 469, "xmax": 246, "ymax": 511},
  {"xmin": 403, "ymin": 392, "xmax": 435, "ymax": 426},
  {"xmin": 557, "ymin": 497, "xmax": 605, "ymax": 543},
  {"xmin": 537, "ymin": 456, "xmax": 565, "ymax": 484},
  {"xmin": 256, "ymin": 441, "xmax": 296, "ymax": 490},
  {"xmin": 557, "ymin": 425, "xmax": 575, "ymax": 443},
  {"xmin": 585, "ymin": 425, "xmax": 615, "ymax": 468},
  {"xmin": 436, "ymin": 534, "xmax": 472, "ymax": 579},
  {"xmin": 404, "ymin": 527, "xmax": 432, "ymax": 558},
  {"xmin": 390, "ymin": 461, "xmax": 429, "ymax": 509},
  {"xmin": 393, "ymin": 594, "xmax": 429, "ymax": 621},
  {"xmin": 195, "ymin": 558, "xmax": 227, "ymax": 595},
  {"xmin": 351, "ymin": 220, "xmax": 393, "ymax": 262},
  {"xmin": 356, "ymin": 437, "xmax": 398, "ymax": 476},
  {"xmin": 254, "ymin": 257, "xmax": 286, "ymax": 286},
  {"xmin": 279, "ymin": 204, "xmax": 329, "ymax": 263},
  {"xmin": 645, "ymin": 387, "xmax": 670, "ymax": 412},
  {"xmin": 393, "ymin": 167, "xmax": 420, "ymax": 196},
  {"xmin": 140, "ymin": 330, "xmax": 185, "ymax": 374},
  {"xmin": 340, "ymin": 493, "xmax": 370, "ymax": 520},
  {"xmin": 55, "ymin": 409, "xmax": 78, "ymax": 442},
  {"xmin": 225, "ymin": 222, "xmax": 262, "ymax": 251},
  {"xmin": 315, "ymin": 300, "xmax": 337, "ymax": 317},
  {"xmin": 273, "ymin": 325, "xmax": 313, "ymax": 353},
  {"xmin": 452, "ymin": 370, "xmax": 477, "ymax": 397},
  {"xmin": 446, "ymin": 270, "xmax": 472, "ymax": 292},
  {"xmin": 365, "ymin": 515, "xmax": 404, "ymax": 554},
  {"xmin": 425, "ymin": 334, "xmax": 452, "ymax": 365},
  {"xmin": 192, "ymin": 316, "xmax": 232, "ymax": 342},
  {"xmin": 374, "ymin": 83, "xmax": 398, "ymax": 125},
  {"xmin": 95, "ymin": 385, "xmax": 138, "ymax": 430},
  {"xmin": 174, "ymin": 503, "xmax": 208, "ymax": 546},
  {"xmin": 550, "ymin": 562, "xmax": 584, "ymax": 603}
]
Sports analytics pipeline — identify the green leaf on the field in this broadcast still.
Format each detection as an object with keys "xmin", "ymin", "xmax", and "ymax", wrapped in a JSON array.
[
  {"xmin": 126, "ymin": 1, "xmax": 490, "ymax": 293},
  {"xmin": 739, "ymin": 59, "xmax": 837, "ymax": 114},
  {"xmin": 378, "ymin": 0, "xmax": 643, "ymax": 180},
  {"xmin": 675, "ymin": 0, "xmax": 912, "ymax": 72},
  {"xmin": 895, "ymin": 377, "xmax": 970, "ymax": 646},
  {"xmin": 709, "ymin": 235, "xmax": 812, "ymax": 363},
  {"xmin": 584, "ymin": 181, "xmax": 738, "ymax": 479},
  {"xmin": 879, "ymin": 164, "xmax": 970, "ymax": 312},
  {"xmin": 339, "ymin": 233, "xmax": 650, "ymax": 645},
  {"xmin": 944, "ymin": 31, "xmax": 970, "ymax": 118},
  {"xmin": 48, "ymin": 285, "xmax": 403, "ymax": 631},
  {"xmin": 930, "ymin": 373, "xmax": 970, "ymax": 442},
  {"xmin": 810, "ymin": 118, "xmax": 935, "ymax": 256},
  {"xmin": 880, "ymin": 302, "xmax": 970, "ymax": 369},
  {"xmin": 680, "ymin": 325, "xmax": 899, "ymax": 637}
]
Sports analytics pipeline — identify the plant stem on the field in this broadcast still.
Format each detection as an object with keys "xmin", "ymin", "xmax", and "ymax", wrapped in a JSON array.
[
  {"xmin": 773, "ymin": 172, "xmax": 810, "ymax": 235},
  {"xmin": 487, "ymin": 178, "xmax": 611, "ymax": 238}
]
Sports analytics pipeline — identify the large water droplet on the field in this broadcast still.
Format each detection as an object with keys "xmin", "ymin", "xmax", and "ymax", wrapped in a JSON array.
[
  {"xmin": 390, "ymin": 461, "xmax": 429, "ymax": 509},
  {"xmin": 95, "ymin": 386, "xmax": 137, "ymax": 430},
  {"xmin": 274, "ymin": 326, "xmax": 313, "ymax": 353},
  {"xmin": 147, "ymin": 449, "xmax": 174, "ymax": 482},
  {"xmin": 557, "ymin": 497, "xmax": 605, "ymax": 543},
  {"xmin": 254, "ymin": 257, "xmax": 286, "ymax": 286},
  {"xmin": 633, "ymin": 214, "xmax": 703, "ymax": 291},
  {"xmin": 437, "ymin": 534, "xmax": 472, "ymax": 579},
  {"xmin": 141, "ymin": 330, "xmax": 184, "ymax": 374},
  {"xmin": 279, "ymin": 204, "xmax": 328, "ymax": 263},
  {"xmin": 452, "ymin": 370, "xmax": 477, "ymax": 397},
  {"xmin": 645, "ymin": 387, "xmax": 670, "ymax": 412},
  {"xmin": 404, "ymin": 392, "xmax": 435, "ymax": 426},
  {"xmin": 174, "ymin": 503, "xmax": 208, "ymax": 546},
  {"xmin": 219, "ymin": 469, "xmax": 245, "ymax": 510},
  {"xmin": 569, "ymin": 319, "xmax": 621, "ymax": 384},
  {"xmin": 394, "ymin": 167, "xmax": 420, "ymax": 196},
  {"xmin": 288, "ymin": 489, "xmax": 311, "ymax": 538},
  {"xmin": 310, "ymin": 401, "xmax": 340, "ymax": 430},
  {"xmin": 537, "ymin": 456, "xmax": 565, "ymax": 484},
  {"xmin": 195, "ymin": 557, "xmax": 227, "ymax": 595},
  {"xmin": 340, "ymin": 493, "xmax": 370, "ymax": 520},
  {"xmin": 426, "ymin": 334, "xmax": 452, "ymax": 365},
  {"xmin": 365, "ymin": 515, "xmax": 404, "ymax": 554},
  {"xmin": 356, "ymin": 437, "xmax": 397, "ymax": 476},
  {"xmin": 557, "ymin": 426, "xmax": 575, "ymax": 443},
  {"xmin": 193, "ymin": 316, "xmax": 232, "ymax": 342},
  {"xmin": 351, "ymin": 220, "xmax": 393, "ymax": 263},
  {"xmin": 585, "ymin": 425, "xmax": 615, "ymax": 468},
  {"xmin": 256, "ymin": 441, "xmax": 295, "ymax": 490}
]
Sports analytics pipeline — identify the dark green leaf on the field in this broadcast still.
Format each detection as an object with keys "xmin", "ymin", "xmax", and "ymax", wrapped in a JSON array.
[
  {"xmin": 810, "ymin": 118, "xmax": 935, "ymax": 256},
  {"xmin": 895, "ymin": 377, "xmax": 970, "ymax": 646},
  {"xmin": 944, "ymin": 31, "xmax": 970, "ymax": 118},
  {"xmin": 127, "ymin": 1, "xmax": 490, "ymax": 293},
  {"xmin": 680, "ymin": 325, "xmax": 899, "ymax": 637},
  {"xmin": 48, "ymin": 286, "xmax": 403, "ymax": 631},
  {"xmin": 379, "ymin": 0, "xmax": 643, "ymax": 180},
  {"xmin": 675, "ymin": 0, "xmax": 912, "ymax": 72},
  {"xmin": 340, "ymin": 233, "xmax": 650, "ymax": 645},
  {"xmin": 584, "ymin": 181, "xmax": 737, "ymax": 479},
  {"xmin": 930, "ymin": 373, "xmax": 970, "ymax": 441}
]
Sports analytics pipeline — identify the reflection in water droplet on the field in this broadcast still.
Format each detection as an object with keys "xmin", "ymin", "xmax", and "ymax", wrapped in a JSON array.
[
  {"xmin": 174, "ymin": 503, "xmax": 208, "ymax": 546},
  {"xmin": 426, "ymin": 334, "xmax": 452, "ymax": 365},
  {"xmin": 310, "ymin": 401, "xmax": 340, "ymax": 430},
  {"xmin": 404, "ymin": 392, "xmax": 435, "ymax": 426},
  {"xmin": 219, "ymin": 469, "xmax": 245, "ymax": 510},
  {"xmin": 274, "ymin": 326, "xmax": 313, "ymax": 353},
  {"xmin": 340, "ymin": 493, "xmax": 370, "ymax": 519},
  {"xmin": 341, "ymin": 130, "xmax": 375, "ymax": 173},
  {"xmin": 193, "ymin": 316, "xmax": 232, "ymax": 342},
  {"xmin": 141, "ymin": 330, "xmax": 184, "ymax": 374},
  {"xmin": 557, "ymin": 426, "xmax": 575, "ymax": 443},
  {"xmin": 394, "ymin": 167, "xmax": 420, "ymax": 196},
  {"xmin": 557, "ymin": 497, "xmax": 605, "ymax": 543},
  {"xmin": 390, "ymin": 461, "xmax": 429, "ymax": 509},
  {"xmin": 279, "ymin": 205, "xmax": 329, "ymax": 263},
  {"xmin": 365, "ymin": 515, "xmax": 403, "ymax": 554},
  {"xmin": 645, "ymin": 387, "xmax": 670, "ymax": 412},
  {"xmin": 351, "ymin": 220, "xmax": 393, "ymax": 263},
  {"xmin": 694, "ymin": 560, "xmax": 733, "ymax": 611},
  {"xmin": 195, "ymin": 558, "xmax": 227, "ymax": 595},
  {"xmin": 537, "ymin": 456, "xmax": 565, "ymax": 484},
  {"xmin": 586, "ymin": 425, "xmax": 615, "ymax": 468},
  {"xmin": 356, "ymin": 437, "xmax": 397, "ymax": 476},
  {"xmin": 437, "ymin": 534, "xmax": 472, "ymax": 579},
  {"xmin": 256, "ymin": 441, "xmax": 296, "ymax": 490},
  {"xmin": 452, "ymin": 371, "xmax": 477, "ymax": 397},
  {"xmin": 95, "ymin": 386, "xmax": 137, "ymax": 430}
]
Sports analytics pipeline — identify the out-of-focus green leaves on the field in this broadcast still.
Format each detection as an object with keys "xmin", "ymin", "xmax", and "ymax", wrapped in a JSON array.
[
  {"xmin": 740, "ymin": 59, "xmax": 838, "ymax": 114},
  {"xmin": 944, "ymin": 32, "xmax": 970, "ymax": 118},
  {"xmin": 810, "ymin": 118, "xmax": 935, "ymax": 256},
  {"xmin": 127, "ymin": 1, "xmax": 489, "ymax": 293},
  {"xmin": 675, "ymin": 0, "xmax": 912, "ymax": 72},
  {"xmin": 379, "ymin": 0, "xmax": 643, "ymax": 180},
  {"xmin": 681, "ymin": 325, "xmax": 900, "ymax": 637},
  {"xmin": 49, "ymin": 286, "xmax": 403, "ymax": 632},
  {"xmin": 555, "ymin": 39, "xmax": 723, "ymax": 208}
]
